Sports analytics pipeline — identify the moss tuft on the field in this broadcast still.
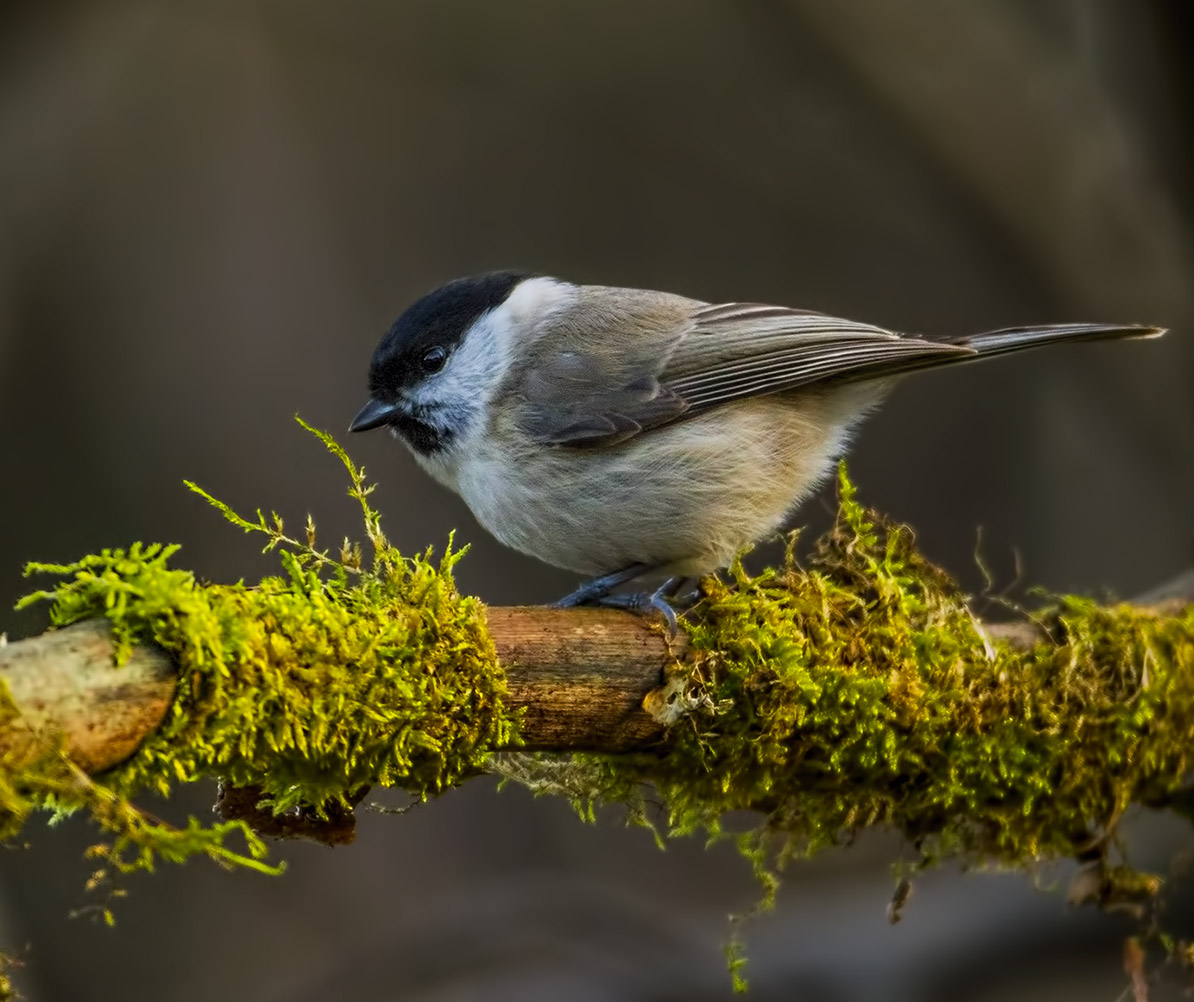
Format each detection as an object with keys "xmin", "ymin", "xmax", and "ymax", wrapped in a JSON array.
[
  {"xmin": 4, "ymin": 419, "xmax": 514, "ymax": 889},
  {"xmin": 511, "ymin": 467, "xmax": 1194, "ymax": 989},
  {"xmin": 559, "ymin": 468, "xmax": 1194, "ymax": 861},
  {"xmin": 0, "ymin": 952, "xmax": 16, "ymax": 1002}
]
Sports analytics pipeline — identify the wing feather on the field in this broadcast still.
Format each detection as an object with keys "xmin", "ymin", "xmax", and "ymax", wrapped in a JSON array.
[
  {"xmin": 662, "ymin": 304, "xmax": 971, "ymax": 409},
  {"xmin": 671, "ymin": 339, "xmax": 972, "ymax": 408},
  {"xmin": 514, "ymin": 293, "xmax": 970, "ymax": 448}
]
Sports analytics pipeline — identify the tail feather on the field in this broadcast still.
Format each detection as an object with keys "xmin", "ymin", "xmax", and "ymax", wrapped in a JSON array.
[
  {"xmin": 820, "ymin": 322, "xmax": 1165, "ymax": 390},
  {"xmin": 949, "ymin": 323, "xmax": 1166, "ymax": 359}
]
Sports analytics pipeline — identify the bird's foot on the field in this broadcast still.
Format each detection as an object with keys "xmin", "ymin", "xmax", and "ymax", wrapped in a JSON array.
[
  {"xmin": 555, "ymin": 571, "xmax": 688, "ymax": 637},
  {"xmin": 596, "ymin": 580, "xmax": 685, "ymax": 636},
  {"xmin": 554, "ymin": 563, "xmax": 652, "ymax": 608}
]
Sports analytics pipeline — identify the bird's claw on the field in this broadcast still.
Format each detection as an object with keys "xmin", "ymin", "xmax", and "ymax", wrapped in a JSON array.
[
  {"xmin": 553, "ymin": 569, "xmax": 688, "ymax": 637},
  {"xmin": 596, "ymin": 586, "xmax": 681, "ymax": 637}
]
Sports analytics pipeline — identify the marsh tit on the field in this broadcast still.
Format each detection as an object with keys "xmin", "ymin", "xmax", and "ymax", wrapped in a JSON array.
[{"xmin": 350, "ymin": 272, "xmax": 1163, "ymax": 625}]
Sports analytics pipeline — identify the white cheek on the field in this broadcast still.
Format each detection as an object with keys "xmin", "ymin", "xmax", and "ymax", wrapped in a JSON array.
[
  {"xmin": 449, "ymin": 277, "xmax": 576, "ymax": 392},
  {"xmin": 436, "ymin": 316, "xmax": 507, "ymax": 404},
  {"xmin": 403, "ymin": 377, "xmax": 444, "ymax": 409},
  {"xmin": 408, "ymin": 278, "xmax": 577, "ymax": 432}
]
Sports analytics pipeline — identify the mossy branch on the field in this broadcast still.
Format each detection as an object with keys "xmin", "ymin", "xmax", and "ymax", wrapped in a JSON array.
[
  {"xmin": 0, "ymin": 607, "xmax": 674, "ymax": 770},
  {"xmin": 7, "ymin": 586, "xmax": 1191, "ymax": 771},
  {"xmin": 3, "ymin": 478, "xmax": 1191, "ymax": 871},
  {"xmin": 1, "ymin": 421, "xmax": 1191, "ymax": 994}
]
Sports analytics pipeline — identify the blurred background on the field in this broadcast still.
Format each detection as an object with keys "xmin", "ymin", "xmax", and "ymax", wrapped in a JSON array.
[{"xmin": 1, "ymin": 1, "xmax": 1193, "ymax": 999}]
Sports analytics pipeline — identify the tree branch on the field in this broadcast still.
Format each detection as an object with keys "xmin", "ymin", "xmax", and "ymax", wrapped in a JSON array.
[
  {"xmin": 0, "ymin": 608, "xmax": 682, "ymax": 772},
  {"xmin": 3, "ymin": 576, "xmax": 1190, "ymax": 777}
]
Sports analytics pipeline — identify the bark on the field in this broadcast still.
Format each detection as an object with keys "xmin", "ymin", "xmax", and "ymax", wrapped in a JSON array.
[
  {"xmin": 1, "ymin": 575, "xmax": 1190, "ymax": 776},
  {"xmin": 0, "ymin": 608, "xmax": 681, "ymax": 772}
]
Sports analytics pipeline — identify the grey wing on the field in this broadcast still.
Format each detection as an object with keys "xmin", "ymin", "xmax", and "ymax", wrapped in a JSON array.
[
  {"xmin": 519, "ymin": 364, "xmax": 688, "ymax": 446},
  {"xmin": 513, "ymin": 286, "xmax": 695, "ymax": 446},
  {"xmin": 516, "ymin": 295, "xmax": 972, "ymax": 448},
  {"xmin": 661, "ymin": 303, "xmax": 973, "ymax": 413}
]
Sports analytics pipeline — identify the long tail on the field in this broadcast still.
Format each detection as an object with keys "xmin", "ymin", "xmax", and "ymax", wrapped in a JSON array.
[
  {"xmin": 947, "ymin": 322, "xmax": 1165, "ymax": 358},
  {"xmin": 819, "ymin": 322, "xmax": 1167, "ymax": 389}
]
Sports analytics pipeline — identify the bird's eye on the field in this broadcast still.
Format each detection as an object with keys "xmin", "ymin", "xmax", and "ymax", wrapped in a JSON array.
[{"xmin": 421, "ymin": 346, "xmax": 447, "ymax": 373}]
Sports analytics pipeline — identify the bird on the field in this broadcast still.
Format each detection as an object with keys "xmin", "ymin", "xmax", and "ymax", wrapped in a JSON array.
[{"xmin": 349, "ymin": 271, "xmax": 1164, "ymax": 628}]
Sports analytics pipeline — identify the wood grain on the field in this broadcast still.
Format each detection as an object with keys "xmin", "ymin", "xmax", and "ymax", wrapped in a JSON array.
[{"xmin": 488, "ymin": 606, "xmax": 683, "ymax": 752}]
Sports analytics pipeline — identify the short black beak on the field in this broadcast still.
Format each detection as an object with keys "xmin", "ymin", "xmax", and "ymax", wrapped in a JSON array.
[{"xmin": 349, "ymin": 398, "xmax": 399, "ymax": 433}]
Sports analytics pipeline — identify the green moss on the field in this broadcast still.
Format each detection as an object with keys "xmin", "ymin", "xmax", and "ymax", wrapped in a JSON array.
[
  {"xmin": 4, "ymin": 419, "xmax": 515, "ymax": 888},
  {"xmin": 626, "ymin": 474, "xmax": 1190, "ymax": 858},
  {"xmin": 2, "ymin": 424, "xmax": 1192, "ymax": 992},
  {"xmin": 0, "ymin": 952, "xmax": 16, "ymax": 1002},
  {"xmin": 518, "ymin": 468, "xmax": 1194, "ymax": 990}
]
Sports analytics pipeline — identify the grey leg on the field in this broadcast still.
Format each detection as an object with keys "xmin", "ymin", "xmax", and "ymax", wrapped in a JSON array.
[{"xmin": 554, "ymin": 563, "xmax": 652, "ymax": 608}]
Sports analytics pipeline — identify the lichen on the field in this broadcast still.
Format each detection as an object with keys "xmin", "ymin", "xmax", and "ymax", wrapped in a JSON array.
[{"xmin": 4, "ymin": 419, "xmax": 515, "ymax": 896}]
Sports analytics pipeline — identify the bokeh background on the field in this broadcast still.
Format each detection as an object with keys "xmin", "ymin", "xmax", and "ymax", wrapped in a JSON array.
[{"xmin": 2, "ymin": 1, "xmax": 1193, "ymax": 999}]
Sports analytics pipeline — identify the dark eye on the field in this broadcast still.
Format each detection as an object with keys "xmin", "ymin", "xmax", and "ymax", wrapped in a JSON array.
[{"xmin": 420, "ymin": 346, "xmax": 447, "ymax": 373}]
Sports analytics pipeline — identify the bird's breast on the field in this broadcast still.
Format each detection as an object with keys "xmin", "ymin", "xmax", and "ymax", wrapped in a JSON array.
[{"xmin": 448, "ymin": 391, "xmax": 874, "ymax": 577}]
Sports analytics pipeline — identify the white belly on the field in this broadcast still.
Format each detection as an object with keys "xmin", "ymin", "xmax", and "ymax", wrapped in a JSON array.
[{"xmin": 426, "ymin": 387, "xmax": 878, "ymax": 577}]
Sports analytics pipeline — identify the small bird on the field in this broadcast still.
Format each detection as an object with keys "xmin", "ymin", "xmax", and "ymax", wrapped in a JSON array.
[{"xmin": 350, "ymin": 272, "xmax": 1164, "ymax": 626}]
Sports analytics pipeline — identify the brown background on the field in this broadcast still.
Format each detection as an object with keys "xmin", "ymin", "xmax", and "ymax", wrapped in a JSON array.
[{"xmin": 1, "ymin": 2, "xmax": 1192, "ymax": 999}]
